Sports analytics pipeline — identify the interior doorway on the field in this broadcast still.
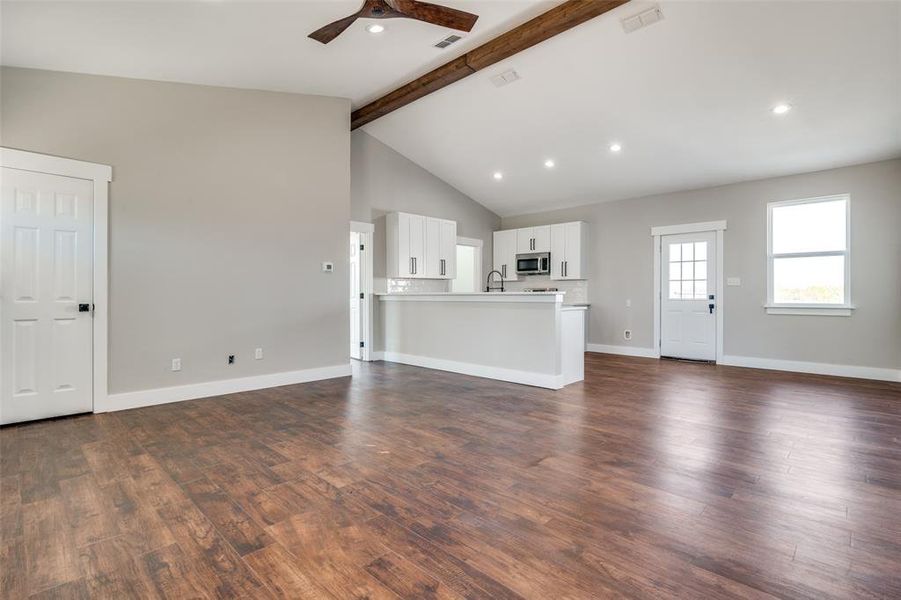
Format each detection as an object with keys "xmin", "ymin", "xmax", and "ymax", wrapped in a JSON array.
[
  {"xmin": 451, "ymin": 236, "xmax": 483, "ymax": 293},
  {"xmin": 349, "ymin": 221, "xmax": 373, "ymax": 361}
]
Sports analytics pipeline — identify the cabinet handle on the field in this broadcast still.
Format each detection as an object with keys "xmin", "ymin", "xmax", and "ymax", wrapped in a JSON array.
[
  {"xmin": 502, "ymin": 264, "xmax": 506, "ymax": 278},
  {"xmin": 440, "ymin": 258, "xmax": 445, "ymax": 276},
  {"xmin": 561, "ymin": 261, "xmax": 564, "ymax": 277},
  {"xmin": 565, "ymin": 261, "xmax": 568, "ymax": 277},
  {"xmin": 410, "ymin": 257, "xmax": 414, "ymax": 274}
]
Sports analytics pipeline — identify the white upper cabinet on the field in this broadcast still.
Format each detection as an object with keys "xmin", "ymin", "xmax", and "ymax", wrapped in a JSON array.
[
  {"xmin": 550, "ymin": 221, "xmax": 588, "ymax": 280},
  {"xmin": 387, "ymin": 212, "xmax": 456, "ymax": 279},
  {"xmin": 492, "ymin": 229, "xmax": 518, "ymax": 281},
  {"xmin": 516, "ymin": 226, "xmax": 550, "ymax": 253}
]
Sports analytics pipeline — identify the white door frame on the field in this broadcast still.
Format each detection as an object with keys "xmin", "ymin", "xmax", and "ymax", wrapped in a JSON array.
[
  {"xmin": 1, "ymin": 147, "xmax": 112, "ymax": 411},
  {"xmin": 350, "ymin": 221, "xmax": 374, "ymax": 361},
  {"xmin": 652, "ymin": 220, "xmax": 726, "ymax": 362},
  {"xmin": 455, "ymin": 236, "xmax": 483, "ymax": 292}
]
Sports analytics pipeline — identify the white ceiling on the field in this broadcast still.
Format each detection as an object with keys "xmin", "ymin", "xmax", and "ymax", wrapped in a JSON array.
[
  {"xmin": 363, "ymin": 1, "xmax": 901, "ymax": 216},
  {"xmin": 0, "ymin": 0, "xmax": 560, "ymax": 108},
  {"xmin": 3, "ymin": 1, "xmax": 900, "ymax": 217}
]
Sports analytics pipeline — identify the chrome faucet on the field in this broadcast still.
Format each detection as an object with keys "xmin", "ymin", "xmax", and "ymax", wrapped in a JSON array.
[{"xmin": 485, "ymin": 269, "xmax": 505, "ymax": 293}]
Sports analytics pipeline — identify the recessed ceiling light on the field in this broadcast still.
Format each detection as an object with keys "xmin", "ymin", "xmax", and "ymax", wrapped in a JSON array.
[
  {"xmin": 609, "ymin": 143, "xmax": 622, "ymax": 153},
  {"xmin": 772, "ymin": 103, "xmax": 792, "ymax": 115},
  {"xmin": 544, "ymin": 159, "xmax": 555, "ymax": 168},
  {"xmin": 366, "ymin": 24, "xmax": 385, "ymax": 34},
  {"xmin": 492, "ymin": 172, "xmax": 504, "ymax": 181}
]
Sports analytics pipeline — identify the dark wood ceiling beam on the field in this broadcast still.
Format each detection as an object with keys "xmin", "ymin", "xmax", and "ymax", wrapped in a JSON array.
[{"xmin": 350, "ymin": 0, "xmax": 630, "ymax": 130}]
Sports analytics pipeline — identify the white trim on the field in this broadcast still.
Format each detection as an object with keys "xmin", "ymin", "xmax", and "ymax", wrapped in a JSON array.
[
  {"xmin": 764, "ymin": 305, "xmax": 853, "ymax": 316},
  {"xmin": 381, "ymin": 351, "xmax": 564, "ymax": 389},
  {"xmin": 650, "ymin": 220, "xmax": 727, "ymax": 236},
  {"xmin": 372, "ymin": 350, "xmax": 386, "ymax": 361},
  {"xmin": 586, "ymin": 344, "xmax": 659, "ymax": 358},
  {"xmin": 0, "ymin": 148, "xmax": 111, "ymax": 183},
  {"xmin": 766, "ymin": 194, "xmax": 851, "ymax": 313},
  {"xmin": 350, "ymin": 220, "xmax": 374, "ymax": 234},
  {"xmin": 456, "ymin": 236, "xmax": 483, "ymax": 247},
  {"xmin": 1, "ymin": 148, "xmax": 112, "ymax": 413},
  {"xmin": 97, "ymin": 363, "xmax": 352, "ymax": 412},
  {"xmin": 350, "ymin": 221, "xmax": 374, "ymax": 361},
  {"xmin": 376, "ymin": 292, "xmax": 563, "ymax": 303},
  {"xmin": 720, "ymin": 355, "xmax": 900, "ymax": 383},
  {"xmin": 652, "ymin": 222, "xmax": 725, "ymax": 362}
]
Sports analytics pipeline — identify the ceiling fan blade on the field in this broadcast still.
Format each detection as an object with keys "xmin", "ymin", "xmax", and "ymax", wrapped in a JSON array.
[
  {"xmin": 394, "ymin": 0, "xmax": 479, "ymax": 32},
  {"xmin": 308, "ymin": 13, "xmax": 360, "ymax": 44}
]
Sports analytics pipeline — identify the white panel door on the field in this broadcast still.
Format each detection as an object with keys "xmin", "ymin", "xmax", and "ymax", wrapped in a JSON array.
[
  {"xmin": 660, "ymin": 232, "xmax": 716, "ymax": 361},
  {"xmin": 1, "ymin": 168, "xmax": 94, "ymax": 424}
]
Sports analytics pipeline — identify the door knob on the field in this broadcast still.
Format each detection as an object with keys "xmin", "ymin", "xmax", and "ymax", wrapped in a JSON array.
[
  {"xmin": 79, "ymin": 303, "xmax": 91, "ymax": 312},
  {"xmin": 708, "ymin": 303, "xmax": 715, "ymax": 314}
]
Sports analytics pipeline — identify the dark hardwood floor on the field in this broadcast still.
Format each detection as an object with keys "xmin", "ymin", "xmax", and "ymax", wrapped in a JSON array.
[{"xmin": 2, "ymin": 354, "xmax": 900, "ymax": 599}]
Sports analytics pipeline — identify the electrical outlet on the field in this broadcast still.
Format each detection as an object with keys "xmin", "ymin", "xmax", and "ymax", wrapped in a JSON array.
[
  {"xmin": 171, "ymin": 358, "xmax": 181, "ymax": 372},
  {"xmin": 623, "ymin": 329, "xmax": 632, "ymax": 341},
  {"xmin": 228, "ymin": 354, "xmax": 235, "ymax": 365},
  {"xmin": 254, "ymin": 348, "xmax": 263, "ymax": 360},
  {"xmin": 322, "ymin": 262, "xmax": 334, "ymax": 273}
]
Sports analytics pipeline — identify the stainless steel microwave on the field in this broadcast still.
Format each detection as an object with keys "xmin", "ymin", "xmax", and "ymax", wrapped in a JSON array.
[{"xmin": 516, "ymin": 252, "xmax": 550, "ymax": 275}]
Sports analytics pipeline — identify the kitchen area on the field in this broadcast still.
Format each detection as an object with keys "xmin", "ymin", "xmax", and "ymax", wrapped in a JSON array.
[{"xmin": 371, "ymin": 211, "xmax": 589, "ymax": 389}]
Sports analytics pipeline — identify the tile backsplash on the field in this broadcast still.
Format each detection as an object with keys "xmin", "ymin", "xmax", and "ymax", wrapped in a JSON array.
[
  {"xmin": 504, "ymin": 276, "xmax": 589, "ymax": 305},
  {"xmin": 387, "ymin": 278, "xmax": 450, "ymax": 293}
]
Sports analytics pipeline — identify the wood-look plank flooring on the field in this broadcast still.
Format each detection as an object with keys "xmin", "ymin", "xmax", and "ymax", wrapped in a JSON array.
[{"xmin": 2, "ymin": 354, "xmax": 900, "ymax": 599}]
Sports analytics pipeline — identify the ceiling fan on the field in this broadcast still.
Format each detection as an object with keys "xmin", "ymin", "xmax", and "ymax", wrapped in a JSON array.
[{"xmin": 309, "ymin": 0, "xmax": 479, "ymax": 44}]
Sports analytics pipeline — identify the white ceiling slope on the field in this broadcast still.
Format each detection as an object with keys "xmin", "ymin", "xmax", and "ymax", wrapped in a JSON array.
[
  {"xmin": 363, "ymin": 1, "xmax": 901, "ymax": 217},
  {"xmin": 0, "ymin": 0, "xmax": 560, "ymax": 108}
]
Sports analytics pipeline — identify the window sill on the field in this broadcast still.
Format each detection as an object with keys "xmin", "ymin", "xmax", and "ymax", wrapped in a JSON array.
[{"xmin": 764, "ymin": 304, "xmax": 854, "ymax": 316}]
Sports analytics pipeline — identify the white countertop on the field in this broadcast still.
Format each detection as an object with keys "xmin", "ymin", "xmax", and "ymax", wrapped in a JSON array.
[{"xmin": 376, "ymin": 291, "xmax": 564, "ymax": 303}]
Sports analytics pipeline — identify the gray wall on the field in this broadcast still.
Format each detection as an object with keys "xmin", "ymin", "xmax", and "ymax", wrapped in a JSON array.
[
  {"xmin": 351, "ymin": 130, "xmax": 500, "ymax": 285},
  {"xmin": 503, "ymin": 159, "xmax": 901, "ymax": 370},
  {"xmin": 1, "ymin": 67, "xmax": 351, "ymax": 394}
]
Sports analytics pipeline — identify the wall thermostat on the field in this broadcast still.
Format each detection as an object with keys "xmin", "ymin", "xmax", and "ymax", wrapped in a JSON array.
[{"xmin": 322, "ymin": 262, "xmax": 334, "ymax": 273}]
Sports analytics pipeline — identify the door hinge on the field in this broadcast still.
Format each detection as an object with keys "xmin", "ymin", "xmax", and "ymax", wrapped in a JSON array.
[
  {"xmin": 359, "ymin": 292, "xmax": 364, "ymax": 299},
  {"xmin": 359, "ymin": 341, "xmax": 365, "ymax": 348},
  {"xmin": 360, "ymin": 244, "xmax": 364, "ymax": 251}
]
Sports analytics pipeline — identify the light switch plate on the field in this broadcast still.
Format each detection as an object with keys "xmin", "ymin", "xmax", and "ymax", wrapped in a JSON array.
[{"xmin": 727, "ymin": 277, "xmax": 741, "ymax": 286}]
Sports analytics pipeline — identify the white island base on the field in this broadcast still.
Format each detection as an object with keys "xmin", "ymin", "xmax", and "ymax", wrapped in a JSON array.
[{"xmin": 376, "ymin": 292, "xmax": 586, "ymax": 389}]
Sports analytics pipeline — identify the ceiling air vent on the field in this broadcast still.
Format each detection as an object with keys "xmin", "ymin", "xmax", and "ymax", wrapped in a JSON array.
[
  {"xmin": 490, "ymin": 69, "xmax": 521, "ymax": 88},
  {"xmin": 434, "ymin": 34, "xmax": 462, "ymax": 49},
  {"xmin": 621, "ymin": 5, "xmax": 664, "ymax": 33}
]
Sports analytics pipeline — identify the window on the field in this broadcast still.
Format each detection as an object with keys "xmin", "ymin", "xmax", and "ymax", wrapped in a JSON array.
[
  {"xmin": 767, "ymin": 195, "xmax": 851, "ymax": 315},
  {"xmin": 668, "ymin": 241, "xmax": 708, "ymax": 300}
]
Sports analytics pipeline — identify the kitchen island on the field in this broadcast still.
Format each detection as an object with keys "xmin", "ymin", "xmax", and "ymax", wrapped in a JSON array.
[{"xmin": 376, "ymin": 292, "xmax": 586, "ymax": 389}]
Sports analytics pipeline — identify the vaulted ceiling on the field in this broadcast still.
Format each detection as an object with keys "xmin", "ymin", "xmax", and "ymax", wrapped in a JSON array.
[{"xmin": 3, "ymin": 1, "xmax": 900, "ymax": 217}]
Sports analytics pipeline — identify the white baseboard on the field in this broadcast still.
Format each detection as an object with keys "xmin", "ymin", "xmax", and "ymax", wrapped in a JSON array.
[
  {"xmin": 586, "ymin": 343, "xmax": 659, "ymax": 359},
  {"xmin": 381, "ymin": 351, "xmax": 564, "ymax": 390},
  {"xmin": 719, "ymin": 355, "xmax": 901, "ymax": 383},
  {"xmin": 372, "ymin": 350, "xmax": 386, "ymax": 361},
  {"xmin": 97, "ymin": 363, "xmax": 353, "ymax": 413}
]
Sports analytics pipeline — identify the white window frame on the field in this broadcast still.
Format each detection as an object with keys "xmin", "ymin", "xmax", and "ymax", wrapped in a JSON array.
[{"xmin": 765, "ymin": 194, "xmax": 852, "ymax": 316}]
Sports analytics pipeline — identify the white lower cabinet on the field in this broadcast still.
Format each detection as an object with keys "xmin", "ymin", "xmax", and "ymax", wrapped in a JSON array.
[{"xmin": 387, "ymin": 212, "xmax": 456, "ymax": 279}]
